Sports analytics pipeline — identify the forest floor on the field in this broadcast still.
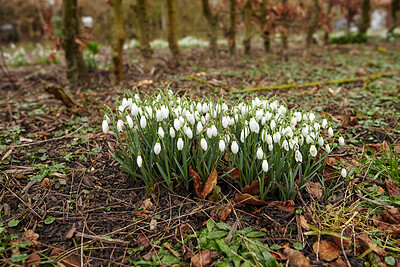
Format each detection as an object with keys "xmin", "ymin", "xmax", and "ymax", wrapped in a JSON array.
[{"xmin": 1, "ymin": 40, "xmax": 400, "ymax": 266}]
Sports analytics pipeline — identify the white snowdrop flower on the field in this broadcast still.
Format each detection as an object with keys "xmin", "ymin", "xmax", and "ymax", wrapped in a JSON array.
[
  {"xmin": 194, "ymin": 111, "xmax": 200, "ymax": 121},
  {"xmin": 339, "ymin": 136, "xmax": 345, "ymax": 146},
  {"xmin": 134, "ymin": 94, "xmax": 140, "ymax": 101},
  {"xmin": 105, "ymin": 115, "xmax": 111, "ymax": 124},
  {"xmin": 169, "ymin": 127, "xmax": 176, "ymax": 138},
  {"xmin": 206, "ymin": 128, "xmax": 213, "ymax": 139},
  {"xmin": 185, "ymin": 127, "xmax": 193, "ymax": 139},
  {"xmin": 234, "ymin": 114, "xmax": 239, "ymax": 123},
  {"xmin": 278, "ymin": 105, "xmax": 286, "ymax": 116},
  {"xmin": 145, "ymin": 106, "xmax": 153, "ymax": 119},
  {"xmin": 201, "ymin": 138, "xmax": 208, "ymax": 151},
  {"xmin": 325, "ymin": 144, "xmax": 331, "ymax": 153},
  {"xmin": 270, "ymin": 101, "xmax": 278, "ymax": 110},
  {"xmin": 202, "ymin": 103, "xmax": 209, "ymax": 113},
  {"xmin": 158, "ymin": 127, "xmax": 165, "ymax": 138},
  {"xmin": 201, "ymin": 116, "xmax": 206, "ymax": 125},
  {"xmin": 229, "ymin": 117, "xmax": 235, "ymax": 126},
  {"xmin": 177, "ymin": 138, "xmax": 184, "ymax": 151},
  {"xmin": 231, "ymin": 141, "xmax": 239, "ymax": 154},
  {"xmin": 161, "ymin": 105, "xmax": 169, "ymax": 119},
  {"xmin": 254, "ymin": 97, "xmax": 261, "ymax": 107},
  {"xmin": 295, "ymin": 150, "xmax": 303, "ymax": 162},
  {"xmin": 306, "ymin": 135, "xmax": 313, "ymax": 144},
  {"xmin": 219, "ymin": 139, "xmax": 226, "ymax": 152},
  {"xmin": 131, "ymin": 103, "xmax": 139, "ymax": 116},
  {"xmin": 256, "ymin": 147, "xmax": 263, "ymax": 160},
  {"xmin": 318, "ymin": 137, "xmax": 324, "ymax": 147},
  {"xmin": 196, "ymin": 121, "xmax": 203, "ymax": 134},
  {"xmin": 341, "ymin": 168, "xmax": 347, "ymax": 178},
  {"xmin": 102, "ymin": 120, "xmax": 109, "ymax": 134},
  {"xmin": 261, "ymin": 130, "xmax": 267, "ymax": 142},
  {"xmin": 205, "ymin": 113, "xmax": 211, "ymax": 121},
  {"xmin": 314, "ymin": 122, "xmax": 320, "ymax": 131},
  {"xmin": 282, "ymin": 140, "xmax": 289, "ymax": 151},
  {"xmin": 121, "ymin": 98, "xmax": 129, "ymax": 109},
  {"xmin": 302, "ymin": 126, "xmax": 309, "ymax": 137},
  {"xmin": 196, "ymin": 102, "xmax": 203, "ymax": 112},
  {"xmin": 154, "ymin": 142, "xmax": 161, "ymax": 155},
  {"xmin": 240, "ymin": 130, "xmax": 245, "ymax": 143},
  {"xmin": 140, "ymin": 116, "xmax": 147, "ymax": 129},
  {"xmin": 156, "ymin": 109, "xmax": 163, "ymax": 122},
  {"xmin": 298, "ymin": 135, "xmax": 304, "ymax": 146},
  {"xmin": 264, "ymin": 111, "xmax": 272, "ymax": 121},
  {"xmin": 309, "ymin": 113, "xmax": 315, "ymax": 122},
  {"xmin": 211, "ymin": 125, "xmax": 218, "ymax": 137},
  {"xmin": 270, "ymin": 119, "xmax": 276, "ymax": 130},
  {"xmin": 137, "ymin": 155, "xmax": 143, "ymax": 167},
  {"xmin": 273, "ymin": 132, "xmax": 281, "ymax": 143},
  {"xmin": 289, "ymin": 139, "xmax": 297, "ymax": 150},
  {"xmin": 266, "ymin": 134, "xmax": 273, "ymax": 145},
  {"xmin": 118, "ymin": 105, "xmax": 125, "ymax": 113},
  {"xmin": 322, "ymin": 119, "xmax": 328, "ymax": 129},
  {"xmin": 291, "ymin": 117, "xmax": 297, "ymax": 126},
  {"xmin": 303, "ymin": 113, "xmax": 308, "ymax": 121},
  {"xmin": 117, "ymin": 119, "xmax": 124, "ymax": 132},
  {"xmin": 310, "ymin": 145, "xmax": 317, "ymax": 157},
  {"xmin": 255, "ymin": 110, "xmax": 264, "ymax": 121},
  {"xmin": 222, "ymin": 116, "xmax": 229, "ymax": 129},
  {"xmin": 126, "ymin": 115, "xmax": 134, "ymax": 128},
  {"xmin": 262, "ymin": 159, "xmax": 269, "ymax": 172},
  {"xmin": 224, "ymin": 134, "xmax": 230, "ymax": 143},
  {"xmin": 222, "ymin": 103, "xmax": 228, "ymax": 111},
  {"xmin": 295, "ymin": 112, "xmax": 302, "ymax": 122},
  {"xmin": 249, "ymin": 118, "xmax": 260, "ymax": 133},
  {"xmin": 174, "ymin": 118, "xmax": 181, "ymax": 131},
  {"xmin": 187, "ymin": 113, "xmax": 195, "ymax": 125},
  {"xmin": 261, "ymin": 116, "xmax": 266, "ymax": 125},
  {"xmin": 328, "ymin": 127, "xmax": 334, "ymax": 137},
  {"xmin": 268, "ymin": 144, "xmax": 274, "ymax": 151}
]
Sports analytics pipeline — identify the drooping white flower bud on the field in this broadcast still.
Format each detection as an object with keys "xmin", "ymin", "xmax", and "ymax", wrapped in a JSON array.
[
  {"xmin": 140, "ymin": 116, "xmax": 146, "ymax": 129},
  {"xmin": 117, "ymin": 119, "xmax": 124, "ymax": 132},
  {"xmin": 102, "ymin": 120, "xmax": 109, "ymax": 134},
  {"xmin": 328, "ymin": 127, "xmax": 334, "ymax": 137},
  {"xmin": 256, "ymin": 147, "xmax": 263, "ymax": 160},
  {"xmin": 201, "ymin": 138, "xmax": 208, "ymax": 151},
  {"xmin": 310, "ymin": 145, "xmax": 317, "ymax": 157},
  {"xmin": 126, "ymin": 116, "xmax": 134, "ymax": 128},
  {"xmin": 273, "ymin": 132, "xmax": 281, "ymax": 143},
  {"xmin": 270, "ymin": 119, "xmax": 276, "ymax": 130},
  {"xmin": 268, "ymin": 144, "xmax": 273, "ymax": 151},
  {"xmin": 158, "ymin": 127, "xmax": 165, "ymax": 138},
  {"xmin": 249, "ymin": 118, "xmax": 260, "ymax": 133},
  {"xmin": 341, "ymin": 168, "xmax": 347, "ymax": 178},
  {"xmin": 222, "ymin": 116, "xmax": 229, "ymax": 128},
  {"xmin": 318, "ymin": 137, "xmax": 324, "ymax": 147},
  {"xmin": 211, "ymin": 125, "xmax": 218, "ymax": 137},
  {"xmin": 322, "ymin": 119, "xmax": 328, "ymax": 129},
  {"xmin": 105, "ymin": 115, "xmax": 111, "ymax": 124},
  {"xmin": 131, "ymin": 103, "xmax": 139, "ymax": 117},
  {"xmin": 282, "ymin": 140, "xmax": 289, "ymax": 151},
  {"xmin": 339, "ymin": 136, "xmax": 345, "ymax": 146},
  {"xmin": 206, "ymin": 127, "xmax": 213, "ymax": 139},
  {"xmin": 177, "ymin": 138, "xmax": 184, "ymax": 151},
  {"xmin": 219, "ymin": 139, "xmax": 226, "ymax": 152},
  {"xmin": 169, "ymin": 127, "xmax": 176, "ymax": 138},
  {"xmin": 266, "ymin": 134, "xmax": 273, "ymax": 145},
  {"xmin": 309, "ymin": 113, "xmax": 315, "ymax": 122},
  {"xmin": 306, "ymin": 135, "xmax": 313, "ymax": 144},
  {"xmin": 231, "ymin": 141, "xmax": 239, "ymax": 154},
  {"xmin": 154, "ymin": 142, "xmax": 161, "ymax": 155},
  {"xmin": 137, "ymin": 155, "xmax": 143, "ymax": 167},
  {"xmin": 262, "ymin": 159, "xmax": 269, "ymax": 172},
  {"xmin": 295, "ymin": 150, "xmax": 303, "ymax": 162},
  {"xmin": 196, "ymin": 121, "xmax": 203, "ymax": 134},
  {"xmin": 325, "ymin": 144, "xmax": 331, "ymax": 153}
]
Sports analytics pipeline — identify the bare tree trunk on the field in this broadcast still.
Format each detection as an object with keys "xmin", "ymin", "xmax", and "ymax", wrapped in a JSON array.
[
  {"xmin": 61, "ymin": 0, "xmax": 89, "ymax": 89},
  {"xmin": 135, "ymin": 0, "xmax": 153, "ymax": 67},
  {"xmin": 228, "ymin": 0, "xmax": 236, "ymax": 56},
  {"xmin": 260, "ymin": 0, "xmax": 270, "ymax": 52},
  {"xmin": 166, "ymin": 0, "xmax": 181, "ymax": 62},
  {"xmin": 306, "ymin": 0, "xmax": 320, "ymax": 48},
  {"xmin": 324, "ymin": 0, "xmax": 333, "ymax": 44},
  {"xmin": 243, "ymin": 0, "xmax": 252, "ymax": 55},
  {"xmin": 359, "ymin": 0, "xmax": 370, "ymax": 34},
  {"xmin": 388, "ymin": 0, "xmax": 399, "ymax": 36},
  {"xmin": 281, "ymin": 0, "xmax": 288, "ymax": 50},
  {"xmin": 201, "ymin": 0, "xmax": 218, "ymax": 57},
  {"xmin": 346, "ymin": 6, "xmax": 352, "ymax": 34},
  {"xmin": 112, "ymin": 0, "xmax": 125, "ymax": 83}
]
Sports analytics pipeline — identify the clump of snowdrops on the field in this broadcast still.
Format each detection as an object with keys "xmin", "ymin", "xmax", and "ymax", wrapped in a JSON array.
[{"xmin": 102, "ymin": 90, "xmax": 346, "ymax": 201}]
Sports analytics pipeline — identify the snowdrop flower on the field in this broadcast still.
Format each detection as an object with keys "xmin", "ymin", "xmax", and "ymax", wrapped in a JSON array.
[
  {"xmin": 169, "ymin": 127, "xmax": 176, "ymax": 138},
  {"xmin": 318, "ymin": 137, "xmax": 324, "ymax": 147},
  {"xmin": 117, "ymin": 119, "xmax": 124, "ymax": 132},
  {"xmin": 282, "ymin": 140, "xmax": 289, "ymax": 151},
  {"xmin": 131, "ymin": 103, "xmax": 139, "ymax": 116},
  {"xmin": 184, "ymin": 126, "xmax": 193, "ymax": 139},
  {"xmin": 325, "ymin": 144, "xmax": 331, "ymax": 153},
  {"xmin": 328, "ymin": 127, "xmax": 334, "ymax": 137},
  {"xmin": 256, "ymin": 147, "xmax": 263, "ymax": 160},
  {"xmin": 145, "ymin": 106, "xmax": 153, "ymax": 119},
  {"xmin": 249, "ymin": 118, "xmax": 260, "ymax": 133},
  {"xmin": 206, "ymin": 128, "xmax": 213, "ymax": 139},
  {"xmin": 231, "ymin": 141, "xmax": 239, "ymax": 154},
  {"xmin": 229, "ymin": 117, "xmax": 235, "ymax": 126},
  {"xmin": 154, "ymin": 142, "xmax": 161, "ymax": 155},
  {"xmin": 156, "ymin": 109, "xmax": 163, "ymax": 122},
  {"xmin": 197, "ymin": 102, "xmax": 203, "ymax": 112},
  {"xmin": 158, "ymin": 127, "xmax": 165, "ymax": 138},
  {"xmin": 140, "ymin": 116, "xmax": 146, "ymax": 129},
  {"xmin": 314, "ymin": 122, "xmax": 320, "ymax": 131},
  {"xmin": 105, "ymin": 115, "xmax": 111, "ymax": 124},
  {"xmin": 222, "ymin": 103, "xmax": 228, "ymax": 111},
  {"xmin": 205, "ymin": 113, "xmax": 211, "ymax": 121},
  {"xmin": 291, "ymin": 117, "xmax": 297, "ymax": 126},
  {"xmin": 273, "ymin": 132, "xmax": 281, "ymax": 143},
  {"xmin": 201, "ymin": 116, "xmax": 206, "ymax": 125},
  {"xmin": 222, "ymin": 116, "xmax": 229, "ymax": 128},
  {"xmin": 102, "ymin": 120, "xmax": 109, "ymax": 134},
  {"xmin": 341, "ymin": 168, "xmax": 347, "ymax": 178},
  {"xmin": 289, "ymin": 139, "xmax": 297, "ymax": 150},
  {"xmin": 295, "ymin": 112, "xmax": 302, "ymax": 122},
  {"xmin": 262, "ymin": 159, "xmax": 269, "ymax": 172},
  {"xmin": 309, "ymin": 113, "xmax": 315, "ymax": 122},
  {"xmin": 137, "ymin": 154, "xmax": 143, "ymax": 167},
  {"xmin": 201, "ymin": 138, "xmax": 208, "ymax": 151},
  {"xmin": 196, "ymin": 121, "xmax": 203, "ymax": 134},
  {"xmin": 187, "ymin": 113, "xmax": 195, "ymax": 125},
  {"xmin": 266, "ymin": 134, "xmax": 273, "ymax": 145},
  {"xmin": 160, "ymin": 105, "xmax": 169, "ymax": 119},
  {"xmin": 177, "ymin": 138, "xmax": 184, "ymax": 151},
  {"xmin": 268, "ymin": 144, "xmax": 273, "ymax": 151},
  {"xmin": 306, "ymin": 135, "xmax": 313, "ymax": 144},
  {"xmin": 302, "ymin": 126, "xmax": 309, "ymax": 137},
  {"xmin": 202, "ymin": 103, "xmax": 209, "ymax": 113},
  {"xmin": 219, "ymin": 139, "xmax": 226, "ymax": 152},
  {"xmin": 126, "ymin": 116, "xmax": 134, "ymax": 128},
  {"xmin": 264, "ymin": 111, "xmax": 272, "ymax": 121},
  {"xmin": 322, "ymin": 119, "xmax": 328, "ymax": 129},
  {"xmin": 270, "ymin": 119, "xmax": 276, "ymax": 130},
  {"xmin": 118, "ymin": 105, "xmax": 125, "ymax": 113},
  {"xmin": 270, "ymin": 101, "xmax": 278, "ymax": 110},
  {"xmin": 211, "ymin": 125, "xmax": 218, "ymax": 137},
  {"xmin": 278, "ymin": 105, "xmax": 286, "ymax": 116},
  {"xmin": 339, "ymin": 137, "xmax": 345, "ymax": 146},
  {"xmin": 224, "ymin": 134, "xmax": 230, "ymax": 143},
  {"xmin": 134, "ymin": 94, "xmax": 140, "ymax": 101},
  {"xmin": 310, "ymin": 145, "xmax": 317, "ymax": 157},
  {"xmin": 295, "ymin": 150, "xmax": 303, "ymax": 162},
  {"xmin": 255, "ymin": 110, "xmax": 263, "ymax": 121},
  {"xmin": 174, "ymin": 118, "xmax": 182, "ymax": 131}
]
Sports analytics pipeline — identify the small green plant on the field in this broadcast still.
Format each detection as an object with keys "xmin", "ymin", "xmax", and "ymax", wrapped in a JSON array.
[
  {"xmin": 83, "ymin": 41, "xmax": 101, "ymax": 70},
  {"xmin": 34, "ymin": 44, "xmax": 60, "ymax": 65},
  {"xmin": 329, "ymin": 33, "xmax": 367, "ymax": 44},
  {"xmin": 4, "ymin": 47, "xmax": 30, "ymax": 66}
]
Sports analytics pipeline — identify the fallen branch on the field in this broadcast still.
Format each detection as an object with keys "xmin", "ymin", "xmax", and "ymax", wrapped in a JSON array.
[
  {"xmin": 235, "ymin": 72, "xmax": 392, "ymax": 93},
  {"xmin": 75, "ymin": 232, "xmax": 129, "ymax": 245},
  {"xmin": 186, "ymin": 75, "xmax": 214, "ymax": 89},
  {"xmin": 44, "ymin": 83, "xmax": 82, "ymax": 108}
]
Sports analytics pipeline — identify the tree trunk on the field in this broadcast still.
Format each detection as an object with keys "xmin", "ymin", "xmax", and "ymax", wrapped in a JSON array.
[
  {"xmin": 135, "ymin": 0, "xmax": 153, "ymax": 66},
  {"xmin": 388, "ymin": 0, "xmax": 399, "ymax": 36},
  {"xmin": 166, "ymin": 0, "xmax": 181, "ymax": 62},
  {"xmin": 260, "ymin": 0, "xmax": 270, "ymax": 52},
  {"xmin": 201, "ymin": 0, "xmax": 218, "ymax": 57},
  {"xmin": 112, "ymin": 0, "xmax": 125, "ymax": 83},
  {"xmin": 324, "ymin": 0, "xmax": 333, "ymax": 44},
  {"xmin": 359, "ymin": 0, "xmax": 370, "ymax": 34},
  {"xmin": 306, "ymin": 0, "xmax": 320, "ymax": 48},
  {"xmin": 281, "ymin": 0, "xmax": 288, "ymax": 50},
  {"xmin": 243, "ymin": 0, "xmax": 252, "ymax": 55},
  {"xmin": 228, "ymin": 0, "xmax": 236, "ymax": 56},
  {"xmin": 61, "ymin": 0, "xmax": 89, "ymax": 88},
  {"xmin": 346, "ymin": 7, "xmax": 352, "ymax": 34}
]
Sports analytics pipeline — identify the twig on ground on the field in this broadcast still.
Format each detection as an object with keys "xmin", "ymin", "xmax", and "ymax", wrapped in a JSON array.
[{"xmin": 75, "ymin": 232, "xmax": 129, "ymax": 245}]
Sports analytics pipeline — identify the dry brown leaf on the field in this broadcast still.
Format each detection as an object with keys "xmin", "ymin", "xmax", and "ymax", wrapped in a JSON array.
[
  {"xmin": 22, "ymin": 229, "xmax": 39, "ymax": 248},
  {"xmin": 299, "ymin": 215, "xmax": 310, "ymax": 230},
  {"xmin": 380, "ymin": 208, "xmax": 400, "ymax": 224},
  {"xmin": 312, "ymin": 240, "xmax": 341, "ymax": 261},
  {"xmin": 330, "ymin": 257, "xmax": 347, "ymax": 267},
  {"xmin": 243, "ymin": 180, "xmax": 260, "ymax": 195},
  {"xmin": 386, "ymin": 178, "xmax": 400, "ymax": 197},
  {"xmin": 26, "ymin": 252, "xmax": 41, "ymax": 267},
  {"xmin": 284, "ymin": 247, "xmax": 310, "ymax": 267},
  {"xmin": 49, "ymin": 246, "xmax": 81, "ymax": 267},
  {"xmin": 333, "ymin": 114, "xmax": 358, "ymax": 127},
  {"xmin": 218, "ymin": 203, "xmax": 233, "ymax": 221},
  {"xmin": 15, "ymin": 173, "xmax": 28, "ymax": 180},
  {"xmin": 235, "ymin": 193, "xmax": 268, "ymax": 206},
  {"xmin": 164, "ymin": 242, "xmax": 181, "ymax": 259},
  {"xmin": 141, "ymin": 198, "xmax": 155, "ymax": 211},
  {"xmin": 306, "ymin": 181, "xmax": 322, "ymax": 199},
  {"xmin": 332, "ymin": 235, "xmax": 352, "ymax": 249},
  {"xmin": 190, "ymin": 166, "xmax": 202, "ymax": 198},
  {"xmin": 191, "ymin": 249, "xmax": 212, "ymax": 267},
  {"xmin": 271, "ymin": 248, "xmax": 287, "ymax": 261},
  {"xmin": 271, "ymin": 200, "xmax": 296, "ymax": 212},
  {"xmin": 41, "ymin": 178, "xmax": 50, "ymax": 189},
  {"xmin": 199, "ymin": 169, "xmax": 218, "ymax": 199},
  {"xmin": 357, "ymin": 233, "xmax": 387, "ymax": 257}
]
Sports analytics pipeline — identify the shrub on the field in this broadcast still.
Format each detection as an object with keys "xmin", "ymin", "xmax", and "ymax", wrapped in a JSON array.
[{"xmin": 329, "ymin": 33, "xmax": 367, "ymax": 44}]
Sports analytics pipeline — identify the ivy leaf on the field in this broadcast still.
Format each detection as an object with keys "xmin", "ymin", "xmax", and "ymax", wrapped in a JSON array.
[
  {"xmin": 8, "ymin": 219, "xmax": 20, "ymax": 228},
  {"xmin": 292, "ymin": 242, "xmax": 304, "ymax": 250},
  {"xmin": 44, "ymin": 216, "xmax": 55, "ymax": 224}
]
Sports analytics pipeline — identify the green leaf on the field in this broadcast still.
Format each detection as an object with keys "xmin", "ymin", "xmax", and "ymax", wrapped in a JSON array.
[
  {"xmin": 261, "ymin": 250, "xmax": 278, "ymax": 267},
  {"xmin": 161, "ymin": 254, "xmax": 180, "ymax": 265},
  {"xmin": 44, "ymin": 216, "xmax": 55, "ymax": 224},
  {"xmin": 215, "ymin": 238, "xmax": 231, "ymax": 256},
  {"xmin": 8, "ymin": 219, "xmax": 20, "ymax": 227},
  {"xmin": 270, "ymin": 244, "xmax": 281, "ymax": 250},
  {"xmin": 10, "ymin": 254, "xmax": 29, "ymax": 263},
  {"xmin": 206, "ymin": 219, "xmax": 215, "ymax": 232},
  {"xmin": 385, "ymin": 256, "xmax": 396, "ymax": 266},
  {"xmin": 207, "ymin": 231, "xmax": 228, "ymax": 240},
  {"xmin": 216, "ymin": 222, "xmax": 231, "ymax": 231},
  {"xmin": 245, "ymin": 231, "xmax": 266, "ymax": 238},
  {"xmin": 292, "ymin": 242, "xmax": 304, "ymax": 250}
]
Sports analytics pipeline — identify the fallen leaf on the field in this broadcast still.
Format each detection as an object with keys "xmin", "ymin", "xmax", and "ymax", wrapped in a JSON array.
[
  {"xmin": 199, "ymin": 169, "xmax": 218, "ymax": 199},
  {"xmin": 299, "ymin": 215, "xmax": 310, "ymax": 230},
  {"xmin": 15, "ymin": 173, "xmax": 28, "ymax": 180},
  {"xmin": 271, "ymin": 200, "xmax": 296, "ymax": 212},
  {"xmin": 380, "ymin": 208, "xmax": 400, "ymax": 224},
  {"xmin": 41, "ymin": 178, "xmax": 50, "ymax": 189},
  {"xmin": 312, "ymin": 240, "xmax": 341, "ymax": 261},
  {"xmin": 39, "ymin": 131, "xmax": 50, "ymax": 136},
  {"xmin": 189, "ymin": 166, "xmax": 202, "ymax": 198},
  {"xmin": 271, "ymin": 248, "xmax": 287, "ymax": 261},
  {"xmin": 49, "ymin": 246, "xmax": 81, "ymax": 267},
  {"xmin": 141, "ymin": 198, "xmax": 155, "ymax": 211},
  {"xmin": 284, "ymin": 247, "xmax": 310, "ymax": 267},
  {"xmin": 333, "ymin": 114, "xmax": 358, "ymax": 127},
  {"xmin": 357, "ymin": 233, "xmax": 387, "ymax": 257},
  {"xmin": 218, "ymin": 202, "xmax": 233, "ymax": 221},
  {"xmin": 135, "ymin": 234, "xmax": 151, "ymax": 249},
  {"xmin": 25, "ymin": 252, "xmax": 40, "ymax": 267},
  {"xmin": 386, "ymin": 179, "xmax": 400, "ymax": 197},
  {"xmin": 191, "ymin": 249, "xmax": 213, "ymax": 267},
  {"xmin": 330, "ymin": 256, "xmax": 347, "ymax": 267},
  {"xmin": 150, "ymin": 218, "xmax": 157, "ymax": 231},
  {"xmin": 306, "ymin": 181, "xmax": 322, "ymax": 199},
  {"xmin": 235, "ymin": 193, "xmax": 268, "ymax": 206},
  {"xmin": 1, "ymin": 149, "xmax": 13, "ymax": 161},
  {"xmin": 243, "ymin": 180, "xmax": 260, "ymax": 195},
  {"xmin": 22, "ymin": 229, "xmax": 39, "ymax": 248}
]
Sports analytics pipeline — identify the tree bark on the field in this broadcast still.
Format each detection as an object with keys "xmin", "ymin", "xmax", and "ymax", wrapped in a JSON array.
[
  {"xmin": 166, "ymin": 0, "xmax": 181, "ymax": 62},
  {"xmin": 306, "ymin": 0, "xmax": 320, "ymax": 48},
  {"xmin": 281, "ymin": 0, "xmax": 288, "ymax": 50},
  {"xmin": 388, "ymin": 0, "xmax": 399, "ymax": 36},
  {"xmin": 324, "ymin": 0, "xmax": 333, "ymax": 44},
  {"xmin": 243, "ymin": 0, "xmax": 253, "ymax": 55},
  {"xmin": 201, "ymin": 0, "xmax": 218, "ymax": 57},
  {"xmin": 260, "ymin": 0, "xmax": 270, "ymax": 52},
  {"xmin": 228, "ymin": 0, "xmax": 236, "ymax": 56},
  {"xmin": 112, "ymin": 0, "xmax": 125, "ymax": 83},
  {"xmin": 359, "ymin": 0, "xmax": 370, "ymax": 34},
  {"xmin": 61, "ymin": 0, "xmax": 89, "ymax": 88},
  {"xmin": 135, "ymin": 0, "xmax": 153, "ymax": 65}
]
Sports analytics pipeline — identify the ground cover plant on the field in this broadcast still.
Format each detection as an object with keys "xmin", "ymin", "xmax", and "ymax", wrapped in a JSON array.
[{"xmin": 1, "ymin": 40, "xmax": 400, "ymax": 266}]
